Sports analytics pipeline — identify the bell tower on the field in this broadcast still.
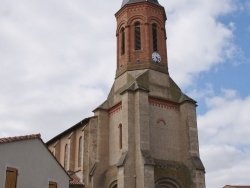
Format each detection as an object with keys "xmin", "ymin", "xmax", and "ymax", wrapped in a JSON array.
[
  {"xmin": 115, "ymin": 0, "xmax": 168, "ymax": 77},
  {"xmin": 90, "ymin": 1, "xmax": 207, "ymax": 188}
]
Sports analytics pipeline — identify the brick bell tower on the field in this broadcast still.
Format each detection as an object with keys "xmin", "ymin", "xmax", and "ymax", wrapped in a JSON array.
[
  {"xmin": 90, "ymin": 0, "xmax": 206, "ymax": 188},
  {"xmin": 116, "ymin": 0, "xmax": 168, "ymax": 78}
]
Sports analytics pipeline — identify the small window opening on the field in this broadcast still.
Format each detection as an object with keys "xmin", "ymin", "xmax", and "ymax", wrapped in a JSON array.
[
  {"xmin": 78, "ymin": 136, "xmax": 83, "ymax": 167},
  {"xmin": 121, "ymin": 28, "xmax": 125, "ymax": 55},
  {"xmin": 64, "ymin": 144, "xmax": 68, "ymax": 169},
  {"xmin": 119, "ymin": 124, "xmax": 122, "ymax": 149},
  {"xmin": 152, "ymin": 24, "xmax": 158, "ymax": 52},
  {"xmin": 135, "ymin": 22, "xmax": 141, "ymax": 50}
]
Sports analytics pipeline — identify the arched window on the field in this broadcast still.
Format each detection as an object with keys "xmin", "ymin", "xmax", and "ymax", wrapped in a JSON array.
[
  {"xmin": 64, "ymin": 144, "xmax": 68, "ymax": 169},
  {"xmin": 119, "ymin": 124, "xmax": 122, "ymax": 150},
  {"xmin": 121, "ymin": 27, "xmax": 125, "ymax": 55},
  {"xmin": 152, "ymin": 24, "xmax": 158, "ymax": 52},
  {"xmin": 109, "ymin": 180, "xmax": 118, "ymax": 188},
  {"xmin": 78, "ymin": 136, "xmax": 83, "ymax": 167},
  {"xmin": 134, "ymin": 22, "xmax": 141, "ymax": 50},
  {"xmin": 155, "ymin": 178, "xmax": 181, "ymax": 188}
]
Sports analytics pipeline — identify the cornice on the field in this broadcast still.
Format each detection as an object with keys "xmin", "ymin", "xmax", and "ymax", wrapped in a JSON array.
[{"xmin": 116, "ymin": 2, "xmax": 166, "ymax": 20}]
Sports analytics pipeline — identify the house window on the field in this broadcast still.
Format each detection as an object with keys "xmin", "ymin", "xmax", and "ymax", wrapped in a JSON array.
[
  {"xmin": 64, "ymin": 144, "xmax": 68, "ymax": 169},
  {"xmin": 78, "ymin": 136, "xmax": 83, "ymax": 167},
  {"xmin": 152, "ymin": 24, "xmax": 158, "ymax": 52},
  {"xmin": 119, "ymin": 124, "xmax": 122, "ymax": 150},
  {"xmin": 121, "ymin": 27, "xmax": 125, "ymax": 55},
  {"xmin": 49, "ymin": 181, "xmax": 57, "ymax": 188},
  {"xmin": 5, "ymin": 167, "xmax": 18, "ymax": 188},
  {"xmin": 134, "ymin": 22, "xmax": 141, "ymax": 50}
]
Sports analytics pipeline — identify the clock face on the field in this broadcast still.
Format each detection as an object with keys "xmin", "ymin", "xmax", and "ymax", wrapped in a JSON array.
[{"xmin": 152, "ymin": 52, "xmax": 161, "ymax": 63}]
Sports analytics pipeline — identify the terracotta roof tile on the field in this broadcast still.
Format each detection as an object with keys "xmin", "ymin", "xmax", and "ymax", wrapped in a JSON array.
[
  {"xmin": 70, "ymin": 174, "xmax": 84, "ymax": 186},
  {"xmin": 0, "ymin": 134, "xmax": 41, "ymax": 144}
]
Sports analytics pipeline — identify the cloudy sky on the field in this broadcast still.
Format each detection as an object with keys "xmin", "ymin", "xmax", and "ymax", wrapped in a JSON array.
[{"xmin": 0, "ymin": 0, "xmax": 249, "ymax": 187}]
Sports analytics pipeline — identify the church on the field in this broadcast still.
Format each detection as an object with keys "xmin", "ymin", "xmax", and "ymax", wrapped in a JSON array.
[{"xmin": 47, "ymin": 0, "xmax": 206, "ymax": 187}]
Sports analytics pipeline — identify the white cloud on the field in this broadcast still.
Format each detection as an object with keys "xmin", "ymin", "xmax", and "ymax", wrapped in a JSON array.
[
  {"xmin": 186, "ymin": 83, "xmax": 215, "ymax": 100},
  {"xmin": 0, "ymin": 0, "xmax": 119, "ymax": 141},
  {"xmin": 166, "ymin": 0, "xmax": 237, "ymax": 87},
  {"xmin": 198, "ymin": 89, "xmax": 250, "ymax": 187},
  {"xmin": 204, "ymin": 150, "xmax": 250, "ymax": 187}
]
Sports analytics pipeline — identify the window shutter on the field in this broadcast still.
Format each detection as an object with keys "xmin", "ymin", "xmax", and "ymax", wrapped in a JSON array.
[
  {"xmin": 49, "ymin": 181, "xmax": 57, "ymax": 188},
  {"xmin": 5, "ymin": 167, "xmax": 18, "ymax": 188}
]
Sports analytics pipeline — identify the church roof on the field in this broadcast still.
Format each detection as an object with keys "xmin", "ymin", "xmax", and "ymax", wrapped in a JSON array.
[
  {"xmin": 121, "ymin": 0, "xmax": 160, "ymax": 7},
  {"xmin": 46, "ymin": 117, "xmax": 94, "ymax": 145}
]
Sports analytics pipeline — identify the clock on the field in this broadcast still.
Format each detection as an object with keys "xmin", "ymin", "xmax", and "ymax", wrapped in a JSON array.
[{"xmin": 152, "ymin": 52, "xmax": 161, "ymax": 63}]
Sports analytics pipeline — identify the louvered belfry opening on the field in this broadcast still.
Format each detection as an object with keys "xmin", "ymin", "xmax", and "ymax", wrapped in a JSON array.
[
  {"xmin": 152, "ymin": 24, "xmax": 158, "ymax": 52},
  {"xmin": 121, "ymin": 28, "xmax": 125, "ymax": 55},
  {"xmin": 135, "ymin": 22, "xmax": 141, "ymax": 50}
]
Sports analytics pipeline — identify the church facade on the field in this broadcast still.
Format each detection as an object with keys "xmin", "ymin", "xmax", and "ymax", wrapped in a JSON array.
[{"xmin": 47, "ymin": 0, "xmax": 206, "ymax": 187}]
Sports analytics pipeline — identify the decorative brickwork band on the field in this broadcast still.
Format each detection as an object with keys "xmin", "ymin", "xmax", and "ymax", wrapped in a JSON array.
[
  {"xmin": 109, "ymin": 102, "xmax": 122, "ymax": 115},
  {"xmin": 149, "ymin": 98, "xmax": 179, "ymax": 111}
]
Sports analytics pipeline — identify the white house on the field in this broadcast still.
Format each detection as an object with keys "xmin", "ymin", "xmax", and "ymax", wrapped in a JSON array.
[{"xmin": 0, "ymin": 134, "xmax": 70, "ymax": 188}]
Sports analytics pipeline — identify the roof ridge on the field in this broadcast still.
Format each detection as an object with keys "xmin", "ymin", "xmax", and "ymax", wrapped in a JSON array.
[{"xmin": 0, "ymin": 134, "xmax": 41, "ymax": 144}]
